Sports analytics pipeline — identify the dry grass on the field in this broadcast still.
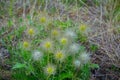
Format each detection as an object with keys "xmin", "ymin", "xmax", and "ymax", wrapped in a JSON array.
[{"xmin": 86, "ymin": 1, "xmax": 120, "ymax": 67}]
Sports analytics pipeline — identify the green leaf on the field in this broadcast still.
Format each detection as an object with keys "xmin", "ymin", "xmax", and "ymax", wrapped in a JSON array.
[
  {"xmin": 25, "ymin": 64, "xmax": 35, "ymax": 75},
  {"xmin": 8, "ymin": 20, "xmax": 13, "ymax": 27},
  {"xmin": 90, "ymin": 63, "xmax": 99, "ymax": 69},
  {"xmin": 12, "ymin": 63, "xmax": 26, "ymax": 69},
  {"xmin": 58, "ymin": 72, "xmax": 73, "ymax": 80},
  {"xmin": 90, "ymin": 44, "xmax": 98, "ymax": 52}
]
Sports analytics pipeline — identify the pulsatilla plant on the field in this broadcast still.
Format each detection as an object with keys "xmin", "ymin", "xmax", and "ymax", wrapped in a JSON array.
[{"xmin": 12, "ymin": 18, "xmax": 94, "ymax": 80}]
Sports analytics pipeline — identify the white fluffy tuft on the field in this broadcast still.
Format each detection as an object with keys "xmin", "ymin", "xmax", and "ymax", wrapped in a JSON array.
[
  {"xmin": 32, "ymin": 50, "xmax": 43, "ymax": 61},
  {"xmin": 69, "ymin": 43, "xmax": 80, "ymax": 54}
]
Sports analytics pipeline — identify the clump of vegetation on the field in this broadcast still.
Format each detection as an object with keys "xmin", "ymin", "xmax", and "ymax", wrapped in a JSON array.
[{"xmin": 11, "ymin": 16, "xmax": 94, "ymax": 80}]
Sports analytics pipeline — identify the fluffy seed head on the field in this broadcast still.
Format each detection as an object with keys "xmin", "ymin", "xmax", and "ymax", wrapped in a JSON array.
[
  {"xmin": 80, "ymin": 52, "xmax": 90, "ymax": 63},
  {"xmin": 41, "ymin": 40, "xmax": 53, "ymax": 50},
  {"xmin": 55, "ymin": 51, "xmax": 65, "ymax": 61},
  {"xmin": 44, "ymin": 64, "xmax": 56, "ymax": 75},
  {"xmin": 40, "ymin": 17, "xmax": 46, "ymax": 23},
  {"xmin": 73, "ymin": 60, "xmax": 81, "ymax": 68},
  {"xmin": 27, "ymin": 28, "xmax": 35, "ymax": 36},
  {"xmin": 69, "ymin": 43, "xmax": 80, "ymax": 54},
  {"xmin": 60, "ymin": 37, "xmax": 68, "ymax": 45},
  {"xmin": 32, "ymin": 50, "xmax": 43, "ymax": 61},
  {"xmin": 65, "ymin": 29, "xmax": 77, "ymax": 39},
  {"xmin": 51, "ymin": 29, "xmax": 59, "ymax": 37},
  {"xmin": 23, "ymin": 41, "xmax": 30, "ymax": 48},
  {"xmin": 79, "ymin": 24, "xmax": 87, "ymax": 32},
  {"xmin": 45, "ymin": 42, "xmax": 51, "ymax": 49}
]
